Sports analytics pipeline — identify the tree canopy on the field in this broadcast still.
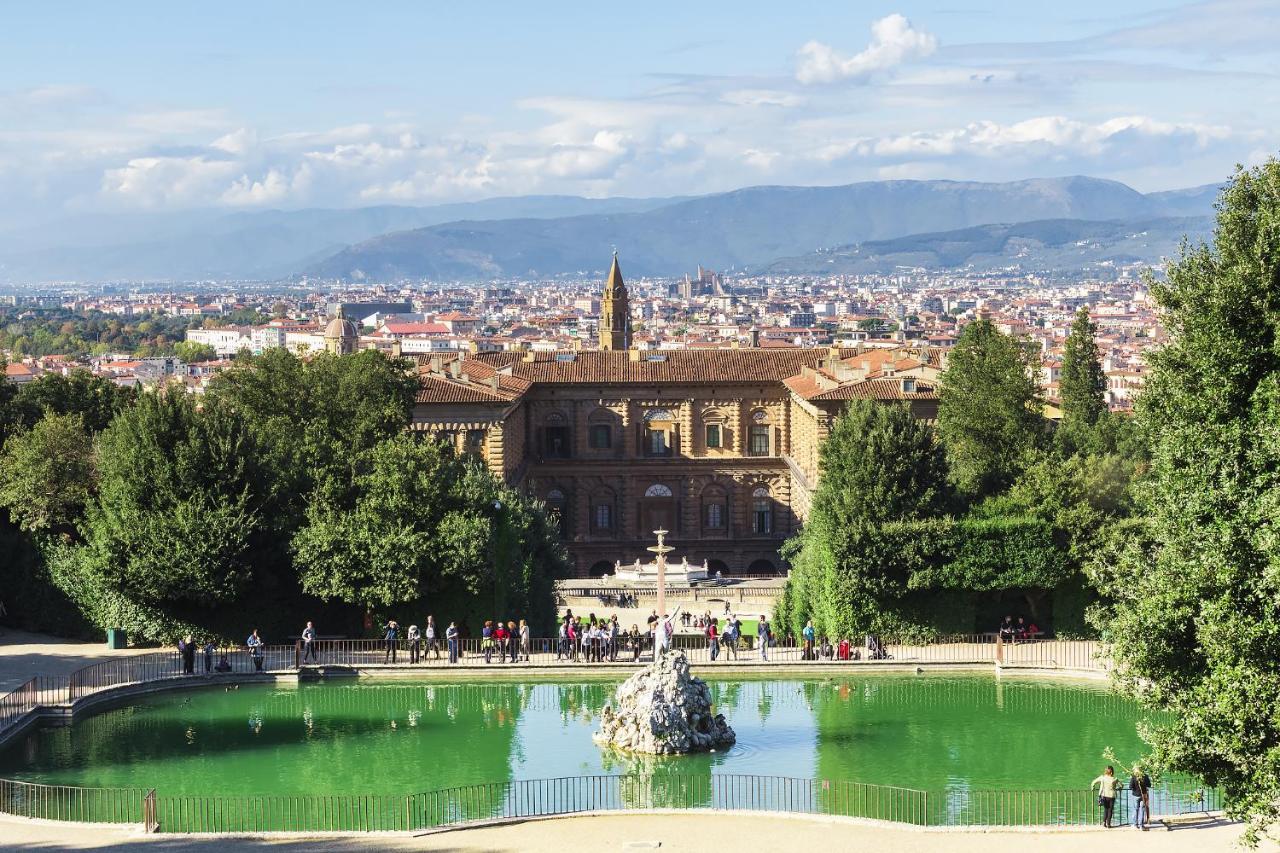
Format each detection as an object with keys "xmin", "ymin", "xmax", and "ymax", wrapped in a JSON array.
[
  {"xmin": 1091, "ymin": 160, "xmax": 1280, "ymax": 842},
  {"xmin": 0, "ymin": 413, "xmax": 95, "ymax": 536},
  {"xmin": 937, "ymin": 318, "xmax": 1044, "ymax": 499},
  {"xmin": 1058, "ymin": 306, "xmax": 1107, "ymax": 428}
]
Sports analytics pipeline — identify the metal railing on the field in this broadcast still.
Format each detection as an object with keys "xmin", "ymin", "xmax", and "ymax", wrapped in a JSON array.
[
  {"xmin": 0, "ymin": 676, "xmax": 69, "ymax": 732},
  {"xmin": 67, "ymin": 646, "xmax": 295, "ymax": 701},
  {"xmin": 0, "ymin": 778, "xmax": 146, "ymax": 824},
  {"xmin": 998, "ymin": 638, "xmax": 1101, "ymax": 670}
]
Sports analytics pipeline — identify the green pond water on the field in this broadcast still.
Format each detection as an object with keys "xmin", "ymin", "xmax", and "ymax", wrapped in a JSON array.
[{"xmin": 0, "ymin": 674, "xmax": 1148, "ymax": 800}]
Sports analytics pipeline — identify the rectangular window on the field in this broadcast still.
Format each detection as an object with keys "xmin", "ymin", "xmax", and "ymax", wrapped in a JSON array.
[
  {"xmin": 595, "ymin": 504, "xmax": 612, "ymax": 530},
  {"xmin": 589, "ymin": 424, "xmax": 611, "ymax": 449},
  {"xmin": 749, "ymin": 425, "xmax": 770, "ymax": 456},
  {"xmin": 545, "ymin": 426, "xmax": 571, "ymax": 458},
  {"xmin": 705, "ymin": 424, "xmax": 721, "ymax": 449},
  {"xmin": 465, "ymin": 429, "xmax": 486, "ymax": 450},
  {"xmin": 705, "ymin": 503, "xmax": 724, "ymax": 529},
  {"xmin": 648, "ymin": 428, "xmax": 669, "ymax": 456}
]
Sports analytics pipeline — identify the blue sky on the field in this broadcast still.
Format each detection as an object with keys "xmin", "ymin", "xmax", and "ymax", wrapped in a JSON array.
[{"xmin": 1, "ymin": 0, "xmax": 1276, "ymax": 225}]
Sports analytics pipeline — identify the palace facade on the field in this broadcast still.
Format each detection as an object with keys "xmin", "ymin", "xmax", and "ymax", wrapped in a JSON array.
[{"xmin": 411, "ymin": 258, "xmax": 943, "ymax": 577}]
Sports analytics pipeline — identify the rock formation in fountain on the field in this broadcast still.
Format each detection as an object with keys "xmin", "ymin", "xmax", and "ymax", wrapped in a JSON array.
[{"xmin": 594, "ymin": 650, "xmax": 736, "ymax": 755}]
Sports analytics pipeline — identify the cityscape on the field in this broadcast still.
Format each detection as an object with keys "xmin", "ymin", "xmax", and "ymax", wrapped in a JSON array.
[{"xmin": 0, "ymin": 3, "xmax": 1276, "ymax": 852}]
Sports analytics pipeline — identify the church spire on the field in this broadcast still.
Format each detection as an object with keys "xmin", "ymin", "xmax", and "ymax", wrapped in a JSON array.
[{"xmin": 600, "ymin": 251, "xmax": 631, "ymax": 350}]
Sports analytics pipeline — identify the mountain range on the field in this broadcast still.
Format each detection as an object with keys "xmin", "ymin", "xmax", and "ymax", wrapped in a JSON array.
[{"xmin": 0, "ymin": 177, "xmax": 1221, "ymax": 284}]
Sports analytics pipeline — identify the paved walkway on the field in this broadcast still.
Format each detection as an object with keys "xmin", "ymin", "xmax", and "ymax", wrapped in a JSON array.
[
  {"xmin": 0, "ymin": 811, "xmax": 1259, "ymax": 853},
  {"xmin": 0, "ymin": 630, "xmax": 134, "ymax": 694}
]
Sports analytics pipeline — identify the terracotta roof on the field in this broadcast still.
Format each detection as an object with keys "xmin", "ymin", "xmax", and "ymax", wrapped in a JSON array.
[
  {"xmin": 469, "ymin": 349, "xmax": 849, "ymax": 384},
  {"xmin": 805, "ymin": 379, "xmax": 939, "ymax": 401},
  {"xmin": 414, "ymin": 357, "xmax": 532, "ymax": 404}
]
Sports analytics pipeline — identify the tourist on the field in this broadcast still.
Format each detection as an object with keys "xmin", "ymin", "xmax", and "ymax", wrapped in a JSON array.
[
  {"xmin": 819, "ymin": 637, "xmax": 834, "ymax": 659},
  {"xmin": 246, "ymin": 629, "xmax": 264, "ymax": 671},
  {"xmin": 482, "ymin": 621, "xmax": 495, "ymax": 664},
  {"xmin": 203, "ymin": 639, "xmax": 215, "ymax": 673},
  {"xmin": 837, "ymin": 637, "xmax": 851, "ymax": 660},
  {"xmin": 608, "ymin": 615, "xmax": 620, "ymax": 661},
  {"xmin": 706, "ymin": 618, "xmax": 720, "ymax": 661},
  {"xmin": 383, "ymin": 620, "xmax": 399, "ymax": 663},
  {"xmin": 407, "ymin": 624, "xmax": 421, "ymax": 664},
  {"xmin": 1015, "ymin": 617, "xmax": 1029, "ymax": 641},
  {"xmin": 999, "ymin": 615, "xmax": 1016, "ymax": 643},
  {"xmin": 446, "ymin": 621, "xmax": 459, "ymax": 664},
  {"xmin": 1092, "ymin": 765, "xmax": 1120, "ymax": 828},
  {"xmin": 301, "ymin": 621, "xmax": 318, "ymax": 663},
  {"xmin": 866, "ymin": 635, "xmax": 892, "ymax": 660},
  {"xmin": 494, "ymin": 621, "xmax": 509, "ymax": 663},
  {"xmin": 802, "ymin": 620, "xmax": 816, "ymax": 660},
  {"xmin": 655, "ymin": 608, "xmax": 680, "ymax": 654},
  {"xmin": 557, "ymin": 618, "xmax": 569, "ymax": 660},
  {"xmin": 425, "ymin": 615, "xmax": 441, "ymax": 660},
  {"xmin": 629, "ymin": 624, "xmax": 642, "ymax": 661},
  {"xmin": 506, "ymin": 621, "xmax": 518, "ymax": 663},
  {"xmin": 214, "ymin": 653, "xmax": 232, "ymax": 673},
  {"xmin": 519, "ymin": 619, "xmax": 531, "ymax": 662},
  {"xmin": 179, "ymin": 635, "xmax": 196, "ymax": 674},
  {"xmin": 722, "ymin": 617, "xmax": 738, "ymax": 660},
  {"xmin": 757, "ymin": 615, "xmax": 771, "ymax": 661},
  {"xmin": 1129, "ymin": 765, "xmax": 1152, "ymax": 830}
]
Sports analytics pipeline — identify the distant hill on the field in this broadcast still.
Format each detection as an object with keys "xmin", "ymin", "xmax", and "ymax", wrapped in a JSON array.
[
  {"xmin": 0, "ymin": 195, "xmax": 686, "ymax": 283},
  {"xmin": 761, "ymin": 216, "xmax": 1214, "ymax": 276},
  {"xmin": 307, "ymin": 177, "xmax": 1219, "ymax": 281},
  {"xmin": 0, "ymin": 177, "xmax": 1222, "ymax": 283}
]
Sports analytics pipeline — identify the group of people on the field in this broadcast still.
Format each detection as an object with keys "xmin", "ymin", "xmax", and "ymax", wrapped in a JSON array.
[
  {"xmin": 798, "ymin": 621, "xmax": 891, "ymax": 661},
  {"xmin": 997, "ymin": 615, "xmax": 1042, "ymax": 643},
  {"xmin": 176, "ymin": 634, "xmax": 246, "ymax": 674},
  {"xmin": 703, "ymin": 613, "xmax": 771, "ymax": 660},
  {"xmin": 1091, "ymin": 765, "xmax": 1153, "ymax": 830},
  {"xmin": 478, "ymin": 619, "xmax": 532, "ymax": 663},
  {"xmin": 557, "ymin": 612, "xmax": 645, "ymax": 662}
]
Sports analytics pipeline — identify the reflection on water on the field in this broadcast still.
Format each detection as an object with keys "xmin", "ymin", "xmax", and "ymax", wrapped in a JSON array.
[{"xmin": 0, "ymin": 675, "xmax": 1149, "ymax": 800}]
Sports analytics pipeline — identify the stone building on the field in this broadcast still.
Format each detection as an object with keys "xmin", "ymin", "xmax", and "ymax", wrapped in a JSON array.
[{"xmin": 412, "ymin": 258, "xmax": 942, "ymax": 577}]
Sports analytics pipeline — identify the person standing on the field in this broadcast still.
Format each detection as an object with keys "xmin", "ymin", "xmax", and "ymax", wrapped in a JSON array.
[
  {"xmin": 494, "ymin": 621, "xmax": 508, "ymax": 663},
  {"xmin": 179, "ymin": 635, "xmax": 196, "ymax": 674},
  {"xmin": 802, "ymin": 620, "xmax": 816, "ymax": 660},
  {"xmin": 446, "ymin": 621, "xmax": 459, "ymax": 664},
  {"xmin": 1092, "ymin": 765, "xmax": 1120, "ymax": 828},
  {"xmin": 519, "ymin": 619, "xmax": 531, "ymax": 662},
  {"xmin": 629, "ymin": 624, "xmax": 642, "ymax": 662},
  {"xmin": 506, "ymin": 621, "xmax": 518, "ymax": 663},
  {"xmin": 1129, "ymin": 765, "xmax": 1152, "ymax": 830},
  {"xmin": 246, "ymin": 629, "xmax": 264, "ymax": 671},
  {"xmin": 383, "ymin": 620, "xmax": 399, "ymax": 663},
  {"xmin": 203, "ymin": 639, "xmax": 215, "ymax": 673},
  {"xmin": 425, "ymin": 616, "xmax": 441, "ymax": 660},
  {"xmin": 757, "ymin": 615, "xmax": 771, "ymax": 661},
  {"xmin": 706, "ymin": 618, "xmax": 719, "ymax": 662},
  {"xmin": 608, "ymin": 615, "xmax": 619, "ymax": 662},
  {"xmin": 407, "ymin": 624, "xmax": 421, "ymax": 664},
  {"xmin": 301, "ymin": 621, "xmax": 318, "ymax": 663}
]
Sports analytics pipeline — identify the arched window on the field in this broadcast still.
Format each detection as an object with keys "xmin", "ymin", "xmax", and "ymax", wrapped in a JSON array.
[
  {"xmin": 752, "ymin": 486, "xmax": 773, "ymax": 534},
  {"xmin": 545, "ymin": 488, "xmax": 569, "ymax": 538},
  {"xmin": 543, "ymin": 411, "xmax": 571, "ymax": 459},
  {"xmin": 748, "ymin": 409, "xmax": 771, "ymax": 456},
  {"xmin": 643, "ymin": 410, "xmax": 675, "ymax": 457},
  {"xmin": 645, "ymin": 484, "xmax": 673, "ymax": 498}
]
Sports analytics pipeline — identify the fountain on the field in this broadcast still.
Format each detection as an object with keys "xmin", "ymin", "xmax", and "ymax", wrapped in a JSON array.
[{"xmin": 593, "ymin": 650, "xmax": 736, "ymax": 755}]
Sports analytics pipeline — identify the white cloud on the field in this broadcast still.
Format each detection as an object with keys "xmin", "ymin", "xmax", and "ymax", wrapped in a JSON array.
[
  {"xmin": 796, "ymin": 14, "xmax": 937, "ymax": 85},
  {"xmin": 721, "ymin": 89, "xmax": 804, "ymax": 108},
  {"xmin": 742, "ymin": 148, "xmax": 781, "ymax": 170},
  {"xmin": 101, "ymin": 155, "xmax": 240, "ymax": 207}
]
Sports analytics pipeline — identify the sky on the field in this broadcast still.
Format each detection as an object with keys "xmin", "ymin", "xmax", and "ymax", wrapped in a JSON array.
[{"xmin": 1, "ymin": 0, "xmax": 1277, "ymax": 227}]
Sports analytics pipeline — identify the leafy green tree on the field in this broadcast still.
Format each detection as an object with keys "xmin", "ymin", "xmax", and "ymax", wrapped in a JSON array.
[
  {"xmin": 779, "ymin": 401, "xmax": 949, "ymax": 638},
  {"xmin": 83, "ymin": 391, "xmax": 269, "ymax": 612},
  {"xmin": 938, "ymin": 318, "xmax": 1044, "ymax": 499},
  {"xmin": 11, "ymin": 368, "xmax": 135, "ymax": 433},
  {"xmin": 0, "ymin": 413, "xmax": 95, "ymax": 536},
  {"xmin": 1058, "ymin": 307, "xmax": 1107, "ymax": 427},
  {"xmin": 1092, "ymin": 161, "xmax": 1280, "ymax": 842},
  {"xmin": 174, "ymin": 340, "xmax": 217, "ymax": 363},
  {"xmin": 294, "ymin": 435, "xmax": 563, "ymax": 630}
]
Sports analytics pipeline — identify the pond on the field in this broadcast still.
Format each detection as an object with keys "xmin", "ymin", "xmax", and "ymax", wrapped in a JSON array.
[{"xmin": 1, "ymin": 673, "xmax": 1148, "ymax": 803}]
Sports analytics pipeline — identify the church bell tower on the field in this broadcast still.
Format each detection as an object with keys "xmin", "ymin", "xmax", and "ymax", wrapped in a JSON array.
[{"xmin": 600, "ymin": 252, "xmax": 631, "ymax": 350}]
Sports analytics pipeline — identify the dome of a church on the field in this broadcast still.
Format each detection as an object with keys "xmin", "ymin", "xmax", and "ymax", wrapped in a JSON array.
[{"xmin": 324, "ymin": 316, "xmax": 357, "ymax": 339}]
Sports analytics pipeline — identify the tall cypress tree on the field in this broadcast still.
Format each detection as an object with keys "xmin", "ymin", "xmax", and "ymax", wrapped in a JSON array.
[
  {"xmin": 1058, "ymin": 306, "xmax": 1107, "ymax": 427},
  {"xmin": 937, "ymin": 318, "xmax": 1043, "ymax": 499}
]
